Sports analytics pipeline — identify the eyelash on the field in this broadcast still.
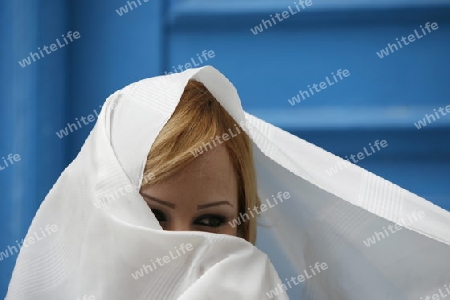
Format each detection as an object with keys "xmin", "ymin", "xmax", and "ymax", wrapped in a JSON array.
[
  {"xmin": 151, "ymin": 209, "xmax": 167, "ymax": 222},
  {"xmin": 151, "ymin": 209, "xmax": 227, "ymax": 228},
  {"xmin": 194, "ymin": 214, "xmax": 227, "ymax": 228}
]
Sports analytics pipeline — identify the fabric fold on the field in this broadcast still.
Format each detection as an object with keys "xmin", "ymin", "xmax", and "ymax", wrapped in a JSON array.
[{"xmin": 6, "ymin": 66, "xmax": 450, "ymax": 300}]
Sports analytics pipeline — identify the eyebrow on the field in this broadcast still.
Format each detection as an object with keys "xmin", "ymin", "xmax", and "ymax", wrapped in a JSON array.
[
  {"xmin": 141, "ymin": 193, "xmax": 233, "ymax": 210},
  {"xmin": 141, "ymin": 194, "xmax": 176, "ymax": 209},
  {"xmin": 197, "ymin": 201, "xmax": 233, "ymax": 209}
]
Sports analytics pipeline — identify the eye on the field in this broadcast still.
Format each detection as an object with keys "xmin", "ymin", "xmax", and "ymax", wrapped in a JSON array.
[
  {"xmin": 194, "ymin": 214, "xmax": 226, "ymax": 228},
  {"xmin": 151, "ymin": 209, "xmax": 167, "ymax": 222}
]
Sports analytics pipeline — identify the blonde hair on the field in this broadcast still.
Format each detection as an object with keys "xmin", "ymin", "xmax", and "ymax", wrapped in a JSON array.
[{"xmin": 142, "ymin": 80, "xmax": 260, "ymax": 244}]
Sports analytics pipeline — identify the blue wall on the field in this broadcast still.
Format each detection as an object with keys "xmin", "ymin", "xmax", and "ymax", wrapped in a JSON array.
[{"xmin": 1, "ymin": 0, "xmax": 449, "ymax": 298}]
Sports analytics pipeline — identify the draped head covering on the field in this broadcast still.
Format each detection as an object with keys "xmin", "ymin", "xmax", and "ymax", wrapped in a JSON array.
[{"xmin": 6, "ymin": 66, "xmax": 450, "ymax": 300}]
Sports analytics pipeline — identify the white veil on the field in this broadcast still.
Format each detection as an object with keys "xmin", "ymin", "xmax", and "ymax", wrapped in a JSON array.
[{"xmin": 6, "ymin": 66, "xmax": 450, "ymax": 300}]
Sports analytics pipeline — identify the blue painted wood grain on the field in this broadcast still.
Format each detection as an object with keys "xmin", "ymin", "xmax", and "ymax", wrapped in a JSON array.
[{"xmin": 0, "ymin": 0, "xmax": 448, "ymax": 298}]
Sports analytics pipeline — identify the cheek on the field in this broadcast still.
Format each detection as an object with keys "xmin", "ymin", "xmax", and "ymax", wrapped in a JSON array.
[
  {"xmin": 221, "ymin": 218, "xmax": 239, "ymax": 237},
  {"xmin": 221, "ymin": 226, "xmax": 238, "ymax": 237}
]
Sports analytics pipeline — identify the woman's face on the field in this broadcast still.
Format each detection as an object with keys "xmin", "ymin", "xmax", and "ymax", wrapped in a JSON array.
[{"xmin": 140, "ymin": 144, "xmax": 239, "ymax": 236}]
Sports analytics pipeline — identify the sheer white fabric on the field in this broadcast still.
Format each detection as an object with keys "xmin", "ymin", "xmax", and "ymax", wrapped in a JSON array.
[{"xmin": 7, "ymin": 66, "xmax": 450, "ymax": 300}]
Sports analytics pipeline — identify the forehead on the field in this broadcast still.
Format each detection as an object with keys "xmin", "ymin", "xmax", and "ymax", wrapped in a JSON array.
[
  {"xmin": 183, "ymin": 145, "xmax": 236, "ymax": 180},
  {"xmin": 143, "ymin": 144, "xmax": 239, "ymax": 206}
]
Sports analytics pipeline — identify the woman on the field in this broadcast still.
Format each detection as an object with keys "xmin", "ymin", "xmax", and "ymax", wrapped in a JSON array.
[
  {"xmin": 7, "ymin": 66, "xmax": 450, "ymax": 300},
  {"xmin": 140, "ymin": 79, "xmax": 260, "ymax": 243}
]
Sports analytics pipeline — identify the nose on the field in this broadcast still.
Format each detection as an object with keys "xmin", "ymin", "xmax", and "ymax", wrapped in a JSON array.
[{"xmin": 163, "ymin": 220, "xmax": 193, "ymax": 232}]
